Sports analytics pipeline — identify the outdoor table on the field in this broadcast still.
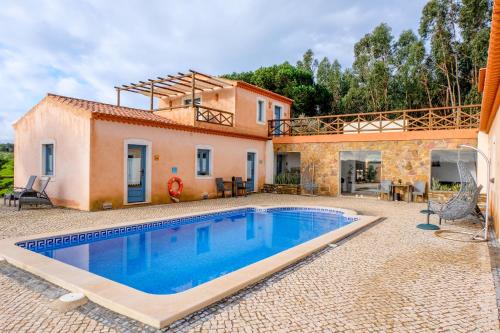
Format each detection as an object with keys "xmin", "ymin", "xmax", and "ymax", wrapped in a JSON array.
[
  {"xmin": 392, "ymin": 184, "xmax": 412, "ymax": 203},
  {"xmin": 417, "ymin": 208, "xmax": 440, "ymax": 230}
]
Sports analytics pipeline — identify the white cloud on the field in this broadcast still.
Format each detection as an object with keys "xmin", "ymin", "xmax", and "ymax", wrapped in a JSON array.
[{"xmin": 0, "ymin": 0, "xmax": 427, "ymax": 142}]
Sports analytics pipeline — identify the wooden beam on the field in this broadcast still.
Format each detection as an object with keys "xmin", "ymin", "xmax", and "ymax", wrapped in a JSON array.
[
  {"xmin": 188, "ymin": 69, "xmax": 230, "ymax": 87},
  {"xmin": 191, "ymin": 72, "xmax": 196, "ymax": 108},
  {"xmin": 144, "ymin": 80, "xmax": 186, "ymax": 94},
  {"xmin": 150, "ymin": 82, "xmax": 154, "ymax": 111},
  {"xmin": 179, "ymin": 72, "xmax": 224, "ymax": 89},
  {"xmin": 116, "ymin": 87, "xmax": 121, "ymax": 106},
  {"xmin": 122, "ymin": 84, "xmax": 170, "ymax": 97},
  {"xmin": 163, "ymin": 75, "xmax": 204, "ymax": 91}
]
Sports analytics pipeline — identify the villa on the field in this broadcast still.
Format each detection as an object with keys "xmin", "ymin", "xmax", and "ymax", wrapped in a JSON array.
[
  {"xmin": 4, "ymin": 1, "xmax": 500, "ymax": 331},
  {"xmin": 13, "ymin": 70, "xmax": 486, "ymax": 213},
  {"xmin": 13, "ymin": 72, "xmax": 292, "ymax": 210}
]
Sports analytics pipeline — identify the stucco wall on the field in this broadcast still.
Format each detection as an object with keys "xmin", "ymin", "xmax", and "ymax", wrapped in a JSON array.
[
  {"xmin": 234, "ymin": 88, "xmax": 291, "ymax": 138},
  {"xmin": 486, "ymin": 110, "xmax": 499, "ymax": 237},
  {"xmin": 89, "ymin": 120, "xmax": 267, "ymax": 210},
  {"xmin": 155, "ymin": 86, "xmax": 291, "ymax": 138},
  {"xmin": 274, "ymin": 137, "xmax": 477, "ymax": 196},
  {"xmin": 13, "ymin": 99, "xmax": 91, "ymax": 210}
]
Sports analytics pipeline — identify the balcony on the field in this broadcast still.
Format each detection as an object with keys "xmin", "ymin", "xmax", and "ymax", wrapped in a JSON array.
[
  {"xmin": 268, "ymin": 105, "xmax": 481, "ymax": 137},
  {"xmin": 153, "ymin": 104, "xmax": 234, "ymax": 128}
]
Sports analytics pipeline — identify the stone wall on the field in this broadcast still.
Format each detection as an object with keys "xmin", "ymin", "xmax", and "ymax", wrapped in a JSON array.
[
  {"xmin": 274, "ymin": 137, "xmax": 477, "ymax": 197},
  {"xmin": 263, "ymin": 183, "xmax": 301, "ymax": 195}
]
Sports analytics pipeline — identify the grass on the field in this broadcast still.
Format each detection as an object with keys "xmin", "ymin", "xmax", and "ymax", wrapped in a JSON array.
[{"xmin": 0, "ymin": 152, "xmax": 14, "ymax": 196}]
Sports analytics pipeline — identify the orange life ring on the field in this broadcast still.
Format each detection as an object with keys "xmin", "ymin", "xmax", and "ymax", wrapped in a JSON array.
[{"xmin": 168, "ymin": 177, "xmax": 183, "ymax": 197}]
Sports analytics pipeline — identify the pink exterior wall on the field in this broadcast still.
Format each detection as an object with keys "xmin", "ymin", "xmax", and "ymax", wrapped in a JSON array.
[
  {"xmin": 234, "ymin": 87, "xmax": 291, "ymax": 137},
  {"xmin": 486, "ymin": 109, "xmax": 500, "ymax": 237},
  {"xmin": 89, "ymin": 119, "xmax": 267, "ymax": 210},
  {"xmin": 13, "ymin": 99, "xmax": 91, "ymax": 210},
  {"xmin": 155, "ymin": 86, "xmax": 290, "ymax": 138}
]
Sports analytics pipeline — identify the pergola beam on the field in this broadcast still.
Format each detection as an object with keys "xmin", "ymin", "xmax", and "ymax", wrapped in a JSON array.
[
  {"xmin": 116, "ymin": 70, "xmax": 233, "ymax": 110},
  {"xmin": 188, "ymin": 69, "xmax": 229, "ymax": 87},
  {"xmin": 179, "ymin": 71, "xmax": 225, "ymax": 88}
]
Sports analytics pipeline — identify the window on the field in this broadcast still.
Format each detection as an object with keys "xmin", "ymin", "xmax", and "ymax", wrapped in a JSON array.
[
  {"xmin": 183, "ymin": 97, "xmax": 201, "ymax": 106},
  {"xmin": 196, "ymin": 148, "xmax": 212, "ymax": 177},
  {"xmin": 431, "ymin": 150, "xmax": 477, "ymax": 191},
  {"xmin": 340, "ymin": 151, "xmax": 381, "ymax": 196},
  {"xmin": 256, "ymin": 99, "xmax": 265, "ymax": 124},
  {"xmin": 42, "ymin": 143, "xmax": 54, "ymax": 176}
]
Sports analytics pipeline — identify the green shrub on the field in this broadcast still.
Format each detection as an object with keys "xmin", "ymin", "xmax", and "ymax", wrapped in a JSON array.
[
  {"xmin": 0, "ymin": 152, "xmax": 14, "ymax": 196},
  {"xmin": 275, "ymin": 172, "xmax": 300, "ymax": 185},
  {"xmin": 431, "ymin": 177, "xmax": 460, "ymax": 192}
]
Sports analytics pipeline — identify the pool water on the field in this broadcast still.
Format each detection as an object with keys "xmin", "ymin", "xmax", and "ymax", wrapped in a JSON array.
[{"xmin": 29, "ymin": 208, "xmax": 354, "ymax": 294}]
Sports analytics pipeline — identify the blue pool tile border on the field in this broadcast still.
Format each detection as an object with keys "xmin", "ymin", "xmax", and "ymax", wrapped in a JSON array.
[{"xmin": 16, "ymin": 207, "xmax": 357, "ymax": 252}]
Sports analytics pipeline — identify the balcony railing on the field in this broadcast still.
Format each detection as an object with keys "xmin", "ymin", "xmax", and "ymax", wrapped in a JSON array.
[
  {"xmin": 195, "ymin": 106, "xmax": 234, "ymax": 127},
  {"xmin": 268, "ymin": 105, "xmax": 481, "ymax": 137},
  {"xmin": 155, "ymin": 104, "xmax": 234, "ymax": 127}
]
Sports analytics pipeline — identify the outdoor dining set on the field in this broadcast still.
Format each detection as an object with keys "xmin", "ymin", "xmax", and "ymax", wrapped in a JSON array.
[
  {"xmin": 215, "ymin": 177, "xmax": 248, "ymax": 198},
  {"xmin": 378, "ymin": 180, "xmax": 427, "ymax": 203}
]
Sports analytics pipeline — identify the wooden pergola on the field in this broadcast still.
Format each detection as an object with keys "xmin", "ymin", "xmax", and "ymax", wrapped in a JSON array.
[{"xmin": 115, "ymin": 69, "xmax": 232, "ymax": 111}]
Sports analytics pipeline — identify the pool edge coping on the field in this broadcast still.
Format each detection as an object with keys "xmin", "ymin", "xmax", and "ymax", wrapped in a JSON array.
[{"xmin": 0, "ymin": 205, "xmax": 381, "ymax": 329}]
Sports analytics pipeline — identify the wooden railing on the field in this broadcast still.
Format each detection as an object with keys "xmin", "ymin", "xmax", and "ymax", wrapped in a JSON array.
[
  {"xmin": 268, "ymin": 105, "xmax": 481, "ymax": 137},
  {"xmin": 155, "ymin": 104, "xmax": 234, "ymax": 127},
  {"xmin": 195, "ymin": 106, "xmax": 234, "ymax": 127}
]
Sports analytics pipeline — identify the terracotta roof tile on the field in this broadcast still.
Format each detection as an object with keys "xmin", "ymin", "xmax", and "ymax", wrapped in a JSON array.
[
  {"xmin": 45, "ymin": 93, "xmax": 267, "ymax": 141},
  {"xmin": 47, "ymin": 93, "xmax": 178, "ymax": 125}
]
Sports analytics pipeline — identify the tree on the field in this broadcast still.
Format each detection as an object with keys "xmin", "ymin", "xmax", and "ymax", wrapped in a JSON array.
[
  {"xmin": 391, "ymin": 30, "xmax": 427, "ymax": 109},
  {"xmin": 222, "ymin": 62, "xmax": 331, "ymax": 117},
  {"xmin": 223, "ymin": 0, "xmax": 492, "ymax": 116},
  {"xmin": 351, "ymin": 23, "xmax": 393, "ymax": 112},
  {"xmin": 420, "ymin": 0, "xmax": 462, "ymax": 106},
  {"xmin": 459, "ymin": 0, "xmax": 492, "ymax": 103},
  {"xmin": 297, "ymin": 49, "xmax": 318, "ymax": 76}
]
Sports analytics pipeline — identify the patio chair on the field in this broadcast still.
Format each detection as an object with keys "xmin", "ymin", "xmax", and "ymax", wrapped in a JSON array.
[
  {"xmin": 428, "ymin": 161, "xmax": 483, "ymax": 225},
  {"xmin": 215, "ymin": 178, "xmax": 232, "ymax": 198},
  {"xmin": 234, "ymin": 177, "xmax": 247, "ymax": 197},
  {"xmin": 3, "ymin": 175, "xmax": 37, "ymax": 207},
  {"xmin": 379, "ymin": 180, "xmax": 392, "ymax": 200},
  {"xmin": 412, "ymin": 181, "xmax": 426, "ymax": 202},
  {"xmin": 18, "ymin": 177, "xmax": 53, "ymax": 210}
]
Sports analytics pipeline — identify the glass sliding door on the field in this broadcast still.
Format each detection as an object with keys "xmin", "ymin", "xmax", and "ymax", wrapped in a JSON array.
[
  {"xmin": 340, "ymin": 151, "xmax": 382, "ymax": 196},
  {"xmin": 430, "ymin": 150, "xmax": 477, "ymax": 191}
]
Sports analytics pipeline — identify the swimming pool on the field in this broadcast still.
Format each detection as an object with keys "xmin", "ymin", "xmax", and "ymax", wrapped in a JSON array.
[
  {"xmin": 3, "ymin": 205, "xmax": 378, "ymax": 328},
  {"xmin": 18, "ymin": 207, "xmax": 356, "ymax": 294}
]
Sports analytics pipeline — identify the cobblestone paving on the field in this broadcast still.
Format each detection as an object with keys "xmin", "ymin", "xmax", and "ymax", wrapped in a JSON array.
[{"xmin": 0, "ymin": 194, "xmax": 499, "ymax": 332}]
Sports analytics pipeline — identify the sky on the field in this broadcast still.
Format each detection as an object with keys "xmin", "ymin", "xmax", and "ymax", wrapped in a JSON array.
[{"xmin": 0, "ymin": 0, "xmax": 428, "ymax": 142}]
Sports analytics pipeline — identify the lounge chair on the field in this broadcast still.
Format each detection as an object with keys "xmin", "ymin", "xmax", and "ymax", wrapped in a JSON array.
[
  {"xmin": 412, "ymin": 181, "xmax": 426, "ymax": 202},
  {"xmin": 379, "ymin": 180, "xmax": 392, "ymax": 200},
  {"xmin": 18, "ymin": 177, "xmax": 53, "ymax": 210},
  {"xmin": 234, "ymin": 177, "xmax": 247, "ymax": 197},
  {"xmin": 3, "ymin": 175, "xmax": 37, "ymax": 207},
  {"xmin": 215, "ymin": 178, "xmax": 232, "ymax": 198},
  {"xmin": 428, "ymin": 162, "xmax": 483, "ymax": 225}
]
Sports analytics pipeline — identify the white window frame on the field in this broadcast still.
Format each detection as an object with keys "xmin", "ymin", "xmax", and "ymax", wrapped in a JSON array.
[
  {"xmin": 123, "ymin": 138, "xmax": 152, "ymax": 205},
  {"xmin": 195, "ymin": 145, "xmax": 213, "ymax": 179},
  {"xmin": 41, "ymin": 139, "xmax": 56, "ymax": 178},
  {"xmin": 256, "ymin": 98, "xmax": 266, "ymax": 125},
  {"xmin": 245, "ymin": 149, "xmax": 259, "ymax": 192}
]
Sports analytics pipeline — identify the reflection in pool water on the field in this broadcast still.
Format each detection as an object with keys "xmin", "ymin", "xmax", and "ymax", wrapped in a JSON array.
[{"xmin": 38, "ymin": 208, "xmax": 353, "ymax": 294}]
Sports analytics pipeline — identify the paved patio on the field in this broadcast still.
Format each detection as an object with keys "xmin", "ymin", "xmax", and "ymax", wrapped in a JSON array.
[{"xmin": 0, "ymin": 194, "xmax": 499, "ymax": 332}]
